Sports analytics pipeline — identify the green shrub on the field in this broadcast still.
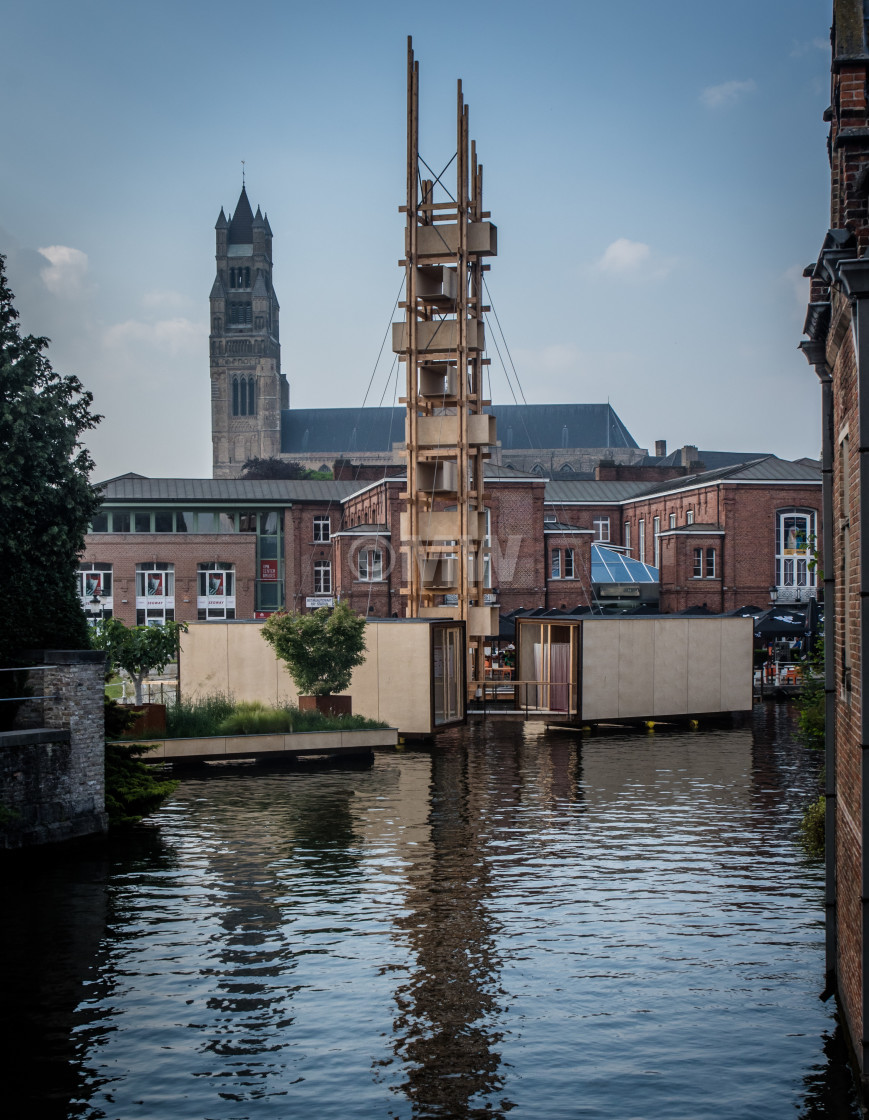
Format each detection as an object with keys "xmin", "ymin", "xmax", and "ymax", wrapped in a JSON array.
[
  {"xmin": 218, "ymin": 701, "xmax": 291, "ymax": 735},
  {"xmin": 105, "ymin": 742, "xmax": 178, "ymax": 827},
  {"xmin": 164, "ymin": 692, "xmax": 235, "ymax": 739},
  {"xmin": 801, "ymin": 794, "xmax": 825, "ymax": 859},
  {"xmin": 120, "ymin": 692, "xmax": 389, "ymax": 739}
]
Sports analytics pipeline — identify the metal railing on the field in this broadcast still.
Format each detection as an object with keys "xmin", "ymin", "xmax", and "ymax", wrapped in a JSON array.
[
  {"xmin": 0, "ymin": 664, "xmax": 61, "ymax": 702},
  {"xmin": 468, "ymin": 677, "xmax": 578, "ymax": 718}
]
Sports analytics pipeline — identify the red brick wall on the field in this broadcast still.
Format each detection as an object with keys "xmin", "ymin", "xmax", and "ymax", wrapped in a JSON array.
[{"xmin": 82, "ymin": 533, "xmax": 257, "ymax": 624}]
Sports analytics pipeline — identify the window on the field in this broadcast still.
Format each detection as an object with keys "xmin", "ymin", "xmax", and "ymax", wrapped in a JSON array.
[
  {"xmin": 229, "ymin": 267, "xmax": 251, "ymax": 289},
  {"xmin": 136, "ymin": 561, "xmax": 175, "ymax": 599},
  {"xmin": 232, "ymin": 375, "xmax": 257, "ymax": 416},
  {"xmin": 550, "ymin": 548, "xmax": 574, "ymax": 579},
  {"xmin": 229, "ymin": 302, "xmax": 252, "ymax": 326},
  {"xmin": 653, "ymin": 517, "xmax": 661, "ymax": 567},
  {"xmin": 313, "ymin": 516, "xmax": 331, "ymax": 542},
  {"xmin": 79, "ymin": 563, "xmax": 113, "ymax": 619},
  {"xmin": 135, "ymin": 512, "xmax": 150, "ymax": 533},
  {"xmin": 705, "ymin": 548, "xmax": 716, "ymax": 578},
  {"xmin": 638, "ymin": 520, "xmax": 645, "ymax": 563},
  {"xmin": 155, "ymin": 512, "xmax": 174, "ymax": 533},
  {"xmin": 135, "ymin": 562, "xmax": 175, "ymax": 624},
  {"xmin": 90, "ymin": 512, "xmax": 108, "ymax": 532},
  {"xmin": 197, "ymin": 562, "xmax": 236, "ymax": 620},
  {"xmin": 669, "ymin": 513, "xmax": 676, "ymax": 529},
  {"xmin": 775, "ymin": 508, "xmax": 817, "ymax": 588},
  {"xmin": 112, "ymin": 511, "xmax": 130, "ymax": 533},
  {"xmin": 693, "ymin": 548, "xmax": 703, "ymax": 578},
  {"xmin": 624, "ymin": 522, "xmax": 631, "ymax": 551},
  {"xmin": 314, "ymin": 561, "xmax": 332, "ymax": 594},
  {"xmin": 358, "ymin": 549, "xmax": 383, "ymax": 581},
  {"xmin": 593, "ymin": 516, "xmax": 610, "ymax": 542},
  {"xmin": 686, "ymin": 509, "xmax": 694, "ymax": 525}
]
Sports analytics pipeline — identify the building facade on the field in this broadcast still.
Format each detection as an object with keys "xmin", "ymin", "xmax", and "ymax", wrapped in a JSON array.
[
  {"xmin": 83, "ymin": 456, "xmax": 820, "ymax": 626},
  {"xmin": 801, "ymin": 0, "xmax": 869, "ymax": 1090}
]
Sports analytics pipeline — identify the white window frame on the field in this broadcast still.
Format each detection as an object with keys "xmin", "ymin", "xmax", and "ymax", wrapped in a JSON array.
[
  {"xmin": 624, "ymin": 522, "xmax": 631, "ymax": 551},
  {"xmin": 686, "ymin": 509, "xmax": 694, "ymax": 525},
  {"xmin": 705, "ymin": 548, "xmax": 716, "ymax": 579},
  {"xmin": 358, "ymin": 549, "xmax": 383, "ymax": 582},
  {"xmin": 314, "ymin": 560, "xmax": 332, "ymax": 594},
  {"xmin": 669, "ymin": 513, "xmax": 676, "ymax": 529},
  {"xmin": 653, "ymin": 516, "xmax": 661, "ymax": 567},
  {"xmin": 551, "ymin": 549, "xmax": 561, "ymax": 580},
  {"xmin": 313, "ymin": 516, "xmax": 331, "ymax": 543},
  {"xmin": 693, "ymin": 548, "xmax": 703, "ymax": 578},
  {"xmin": 563, "ymin": 547, "xmax": 575, "ymax": 579},
  {"xmin": 638, "ymin": 519, "xmax": 645, "ymax": 564},
  {"xmin": 593, "ymin": 516, "xmax": 610, "ymax": 543}
]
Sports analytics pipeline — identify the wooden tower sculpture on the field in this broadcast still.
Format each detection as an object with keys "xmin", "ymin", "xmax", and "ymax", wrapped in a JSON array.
[{"xmin": 393, "ymin": 39, "xmax": 500, "ymax": 662}]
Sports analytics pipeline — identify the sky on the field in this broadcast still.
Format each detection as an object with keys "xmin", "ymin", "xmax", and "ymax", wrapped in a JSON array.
[{"xmin": 1, "ymin": 0, "xmax": 835, "ymax": 480}]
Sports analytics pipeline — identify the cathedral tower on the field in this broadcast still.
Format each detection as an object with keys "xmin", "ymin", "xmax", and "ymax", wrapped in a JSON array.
[{"xmin": 210, "ymin": 185, "xmax": 288, "ymax": 478}]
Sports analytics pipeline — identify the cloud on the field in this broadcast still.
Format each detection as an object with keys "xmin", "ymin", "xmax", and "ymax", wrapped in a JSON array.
[
  {"xmin": 597, "ymin": 238, "xmax": 651, "ymax": 276},
  {"xmin": 103, "ymin": 316, "xmax": 202, "ymax": 357},
  {"xmin": 142, "ymin": 289, "xmax": 193, "ymax": 311},
  {"xmin": 593, "ymin": 238, "xmax": 675, "ymax": 282},
  {"xmin": 700, "ymin": 79, "xmax": 756, "ymax": 109},
  {"xmin": 37, "ymin": 245, "xmax": 89, "ymax": 295}
]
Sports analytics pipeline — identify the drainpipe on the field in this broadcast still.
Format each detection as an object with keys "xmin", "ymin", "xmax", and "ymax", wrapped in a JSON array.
[
  {"xmin": 836, "ymin": 257, "xmax": 869, "ymax": 1077},
  {"xmin": 800, "ymin": 337, "xmax": 836, "ymax": 984}
]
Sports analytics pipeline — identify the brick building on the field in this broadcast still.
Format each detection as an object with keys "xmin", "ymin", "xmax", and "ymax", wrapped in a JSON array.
[
  {"xmin": 800, "ymin": 0, "xmax": 869, "ymax": 1090},
  {"xmin": 82, "ymin": 454, "xmax": 819, "ymax": 625}
]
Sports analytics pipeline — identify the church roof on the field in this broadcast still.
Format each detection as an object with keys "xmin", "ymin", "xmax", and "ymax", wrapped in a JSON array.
[
  {"xmin": 280, "ymin": 402, "xmax": 639, "ymax": 456},
  {"xmin": 228, "ymin": 186, "xmax": 254, "ymax": 245}
]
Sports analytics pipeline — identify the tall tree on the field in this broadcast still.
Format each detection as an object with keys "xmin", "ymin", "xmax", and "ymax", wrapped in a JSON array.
[{"xmin": 0, "ymin": 254, "xmax": 102, "ymax": 663}]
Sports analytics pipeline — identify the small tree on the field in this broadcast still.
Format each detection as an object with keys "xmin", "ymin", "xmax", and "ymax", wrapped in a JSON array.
[
  {"xmin": 93, "ymin": 619, "xmax": 187, "ymax": 704},
  {"xmin": 0, "ymin": 254, "xmax": 102, "ymax": 663},
  {"xmin": 261, "ymin": 601, "xmax": 367, "ymax": 696}
]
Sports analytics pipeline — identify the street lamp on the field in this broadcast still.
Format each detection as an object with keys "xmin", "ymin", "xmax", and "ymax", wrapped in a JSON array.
[{"xmin": 768, "ymin": 585, "xmax": 778, "ymax": 606}]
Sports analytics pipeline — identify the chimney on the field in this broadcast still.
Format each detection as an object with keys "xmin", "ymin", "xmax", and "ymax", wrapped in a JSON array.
[
  {"xmin": 680, "ymin": 444, "xmax": 699, "ymax": 467},
  {"xmin": 655, "ymin": 439, "xmax": 667, "ymax": 458}
]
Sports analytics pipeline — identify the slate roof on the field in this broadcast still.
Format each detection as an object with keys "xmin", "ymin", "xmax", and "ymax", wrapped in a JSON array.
[
  {"xmin": 657, "ymin": 449, "xmax": 772, "ymax": 470},
  {"xmin": 544, "ymin": 480, "xmax": 652, "ymax": 503},
  {"xmin": 281, "ymin": 402, "xmax": 639, "ymax": 456},
  {"xmin": 544, "ymin": 456, "xmax": 820, "ymax": 505},
  {"xmin": 97, "ymin": 477, "xmax": 360, "ymax": 503},
  {"xmin": 228, "ymin": 185, "xmax": 254, "ymax": 245}
]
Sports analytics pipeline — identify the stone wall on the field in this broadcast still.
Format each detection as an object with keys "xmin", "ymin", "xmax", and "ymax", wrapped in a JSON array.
[{"xmin": 0, "ymin": 650, "xmax": 107, "ymax": 849}]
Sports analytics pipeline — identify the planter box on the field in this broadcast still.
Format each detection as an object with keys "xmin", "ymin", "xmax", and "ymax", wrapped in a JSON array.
[
  {"xmin": 122, "ymin": 702, "xmax": 167, "ymax": 736},
  {"xmin": 298, "ymin": 695, "xmax": 352, "ymax": 717}
]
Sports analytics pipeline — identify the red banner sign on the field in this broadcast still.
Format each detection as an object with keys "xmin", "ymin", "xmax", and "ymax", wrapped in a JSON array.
[{"xmin": 260, "ymin": 560, "xmax": 278, "ymax": 581}]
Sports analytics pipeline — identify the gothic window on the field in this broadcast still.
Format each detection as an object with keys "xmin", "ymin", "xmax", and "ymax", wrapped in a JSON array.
[
  {"xmin": 240, "ymin": 377, "xmax": 248, "ymax": 416},
  {"xmin": 248, "ymin": 377, "xmax": 255, "ymax": 414},
  {"xmin": 232, "ymin": 376, "xmax": 239, "ymax": 416},
  {"xmin": 229, "ymin": 267, "xmax": 250, "ymax": 289}
]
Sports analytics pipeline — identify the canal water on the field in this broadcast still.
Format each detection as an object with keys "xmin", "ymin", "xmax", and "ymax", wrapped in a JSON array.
[{"xmin": 2, "ymin": 703, "xmax": 861, "ymax": 1119}]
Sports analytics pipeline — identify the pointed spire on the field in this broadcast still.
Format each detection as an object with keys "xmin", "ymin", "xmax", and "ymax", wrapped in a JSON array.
[
  {"xmin": 228, "ymin": 185, "xmax": 254, "ymax": 245},
  {"xmin": 252, "ymin": 204, "xmax": 265, "ymax": 229},
  {"xmin": 215, "ymin": 206, "xmax": 228, "ymax": 230},
  {"xmin": 263, "ymin": 212, "xmax": 273, "ymax": 236}
]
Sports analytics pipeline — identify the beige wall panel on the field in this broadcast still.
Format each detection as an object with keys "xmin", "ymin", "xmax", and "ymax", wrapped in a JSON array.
[
  {"xmin": 369, "ymin": 622, "xmax": 433, "ymax": 734},
  {"xmin": 720, "ymin": 618, "xmax": 753, "ymax": 711},
  {"xmin": 652, "ymin": 619, "xmax": 690, "ymax": 715},
  {"xmin": 579, "ymin": 621, "xmax": 620, "ymax": 721},
  {"xmin": 687, "ymin": 620, "xmax": 723, "ymax": 713},
  {"xmin": 618, "ymin": 621, "xmax": 655, "ymax": 718}
]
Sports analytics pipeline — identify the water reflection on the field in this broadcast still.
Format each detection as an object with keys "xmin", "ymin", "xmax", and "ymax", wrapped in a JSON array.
[
  {"xmin": 387, "ymin": 749, "xmax": 511, "ymax": 1117},
  {"xmin": 0, "ymin": 705, "xmax": 859, "ymax": 1119}
]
